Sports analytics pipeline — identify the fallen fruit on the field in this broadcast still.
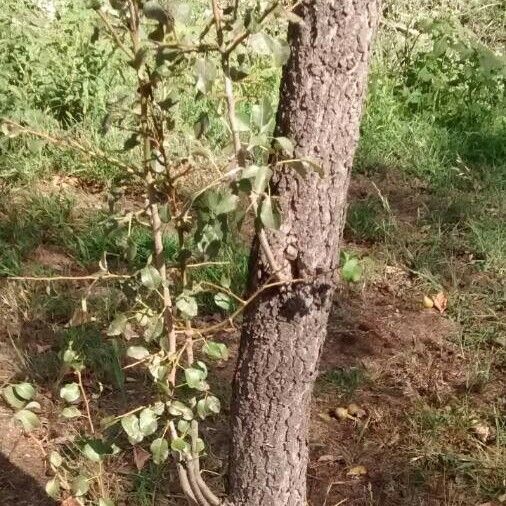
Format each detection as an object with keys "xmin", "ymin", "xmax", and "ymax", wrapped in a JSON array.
[{"xmin": 423, "ymin": 295, "xmax": 434, "ymax": 308}]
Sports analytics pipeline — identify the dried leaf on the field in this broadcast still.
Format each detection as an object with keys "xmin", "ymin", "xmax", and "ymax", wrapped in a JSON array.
[
  {"xmin": 318, "ymin": 412, "xmax": 332, "ymax": 422},
  {"xmin": 347, "ymin": 403, "xmax": 366, "ymax": 418},
  {"xmin": 347, "ymin": 465, "xmax": 367, "ymax": 477},
  {"xmin": 472, "ymin": 422, "xmax": 494, "ymax": 443},
  {"xmin": 133, "ymin": 446, "xmax": 151, "ymax": 471},
  {"xmin": 432, "ymin": 291, "xmax": 447, "ymax": 314},
  {"xmin": 317, "ymin": 454, "xmax": 340, "ymax": 463},
  {"xmin": 334, "ymin": 407, "xmax": 350, "ymax": 420}
]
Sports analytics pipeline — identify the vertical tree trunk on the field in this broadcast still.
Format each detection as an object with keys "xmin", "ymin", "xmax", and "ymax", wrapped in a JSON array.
[{"xmin": 228, "ymin": 1, "xmax": 380, "ymax": 504}]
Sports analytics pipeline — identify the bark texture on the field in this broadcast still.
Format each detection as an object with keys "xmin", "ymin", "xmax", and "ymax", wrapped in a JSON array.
[{"xmin": 228, "ymin": 1, "xmax": 380, "ymax": 505}]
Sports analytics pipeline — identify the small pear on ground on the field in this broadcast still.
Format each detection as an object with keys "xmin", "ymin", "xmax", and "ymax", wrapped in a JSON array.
[{"xmin": 423, "ymin": 295, "xmax": 434, "ymax": 308}]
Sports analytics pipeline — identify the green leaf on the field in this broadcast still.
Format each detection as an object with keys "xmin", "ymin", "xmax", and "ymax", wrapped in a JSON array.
[
  {"xmin": 139, "ymin": 408, "xmax": 158, "ymax": 436},
  {"xmin": 71, "ymin": 474, "xmax": 89, "ymax": 497},
  {"xmin": 63, "ymin": 348, "xmax": 80, "ymax": 365},
  {"xmin": 49, "ymin": 451, "xmax": 62, "ymax": 468},
  {"xmin": 202, "ymin": 341, "xmax": 229, "ymax": 361},
  {"xmin": 177, "ymin": 419, "xmax": 190, "ymax": 434},
  {"xmin": 275, "ymin": 137, "xmax": 295, "ymax": 157},
  {"xmin": 159, "ymin": 203, "xmax": 171, "ymax": 223},
  {"xmin": 251, "ymin": 97, "xmax": 273, "ymax": 131},
  {"xmin": 184, "ymin": 368, "xmax": 208, "ymax": 391},
  {"xmin": 197, "ymin": 395, "xmax": 221, "ymax": 419},
  {"xmin": 25, "ymin": 401, "xmax": 41, "ymax": 411},
  {"xmin": 14, "ymin": 410, "xmax": 40, "ymax": 432},
  {"xmin": 234, "ymin": 110, "xmax": 250, "ymax": 132},
  {"xmin": 144, "ymin": 316, "xmax": 164, "ymax": 342},
  {"xmin": 341, "ymin": 255, "xmax": 362, "ymax": 283},
  {"xmin": 127, "ymin": 346, "xmax": 150, "ymax": 360},
  {"xmin": 13, "ymin": 382, "xmax": 35, "ymax": 401},
  {"xmin": 259, "ymin": 196, "xmax": 281, "ymax": 230},
  {"xmin": 150, "ymin": 437, "xmax": 169, "ymax": 464},
  {"xmin": 176, "ymin": 293, "xmax": 198, "ymax": 319},
  {"xmin": 271, "ymin": 38, "xmax": 290, "ymax": 66},
  {"xmin": 194, "ymin": 437, "xmax": 205, "ymax": 453},
  {"xmin": 170, "ymin": 437, "xmax": 190, "ymax": 454},
  {"xmin": 45, "ymin": 477, "xmax": 60, "ymax": 499},
  {"xmin": 214, "ymin": 293, "xmax": 232, "ymax": 311},
  {"xmin": 2, "ymin": 385, "xmax": 27, "ymax": 409},
  {"xmin": 61, "ymin": 406, "xmax": 82, "ymax": 418},
  {"xmin": 249, "ymin": 32, "xmax": 272, "ymax": 55},
  {"xmin": 83, "ymin": 440, "xmax": 113, "ymax": 463},
  {"xmin": 107, "ymin": 313, "xmax": 128, "ymax": 336},
  {"xmin": 140, "ymin": 265, "xmax": 162, "ymax": 290},
  {"xmin": 241, "ymin": 165, "xmax": 272, "ymax": 194},
  {"xmin": 99, "ymin": 499, "xmax": 115, "ymax": 506},
  {"xmin": 121, "ymin": 414, "xmax": 144, "ymax": 444},
  {"xmin": 60, "ymin": 383, "xmax": 80, "ymax": 403},
  {"xmin": 195, "ymin": 58, "xmax": 217, "ymax": 94},
  {"xmin": 167, "ymin": 400, "xmax": 193, "ymax": 421}
]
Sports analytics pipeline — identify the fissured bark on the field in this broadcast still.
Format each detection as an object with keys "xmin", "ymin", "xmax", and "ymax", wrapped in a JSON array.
[{"xmin": 228, "ymin": 1, "xmax": 380, "ymax": 504}]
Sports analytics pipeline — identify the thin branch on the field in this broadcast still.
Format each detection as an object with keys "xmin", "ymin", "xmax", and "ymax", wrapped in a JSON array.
[
  {"xmin": 77, "ymin": 370, "xmax": 95, "ymax": 434},
  {"xmin": 199, "ymin": 277, "xmax": 307, "ymax": 335},
  {"xmin": 0, "ymin": 119, "xmax": 139, "ymax": 174},
  {"xmin": 224, "ymin": 1, "xmax": 280, "ymax": 55},
  {"xmin": 5, "ymin": 273, "xmax": 131, "ymax": 282},
  {"xmin": 199, "ymin": 281, "xmax": 246, "ymax": 305},
  {"xmin": 158, "ymin": 42, "xmax": 220, "ymax": 54},
  {"xmin": 97, "ymin": 9, "xmax": 134, "ymax": 59}
]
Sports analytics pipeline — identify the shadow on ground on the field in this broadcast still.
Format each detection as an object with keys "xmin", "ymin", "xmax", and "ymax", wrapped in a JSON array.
[{"xmin": 0, "ymin": 453, "xmax": 56, "ymax": 506}]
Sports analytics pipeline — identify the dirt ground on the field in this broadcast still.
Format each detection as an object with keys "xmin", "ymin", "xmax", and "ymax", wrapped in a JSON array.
[
  {"xmin": 0, "ymin": 174, "xmax": 504, "ymax": 505},
  {"xmin": 0, "ymin": 276, "xmax": 477, "ymax": 506}
]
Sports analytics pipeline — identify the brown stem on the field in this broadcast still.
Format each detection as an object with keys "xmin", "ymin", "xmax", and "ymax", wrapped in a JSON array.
[
  {"xmin": 97, "ymin": 9, "xmax": 134, "ymax": 59},
  {"xmin": 76, "ymin": 370, "xmax": 94, "ymax": 434},
  {"xmin": 0, "ymin": 119, "xmax": 139, "ymax": 173}
]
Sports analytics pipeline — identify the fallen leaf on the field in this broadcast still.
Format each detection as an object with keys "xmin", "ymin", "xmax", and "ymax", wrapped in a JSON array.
[
  {"xmin": 334, "ymin": 407, "xmax": 349, "ymax": 420},
  {"xmin": 36, "ymin": 344, "xmax": 52, "ymax": 353},
  {"xmin": 498, "ymin": 493, "xmax": 506, "ymax": 503},
  {"xmin": 68, "ymin": 308, "xmax": 91, "ymax": 327},
  {"xmin": 432, "ymin": 291, "xmax": 447, "ymax": 314},
  {"xmin": 317, "ymin": 454, "xmax": 340, "ymax": 463},
  {"xmin": 133, "ymin": 446, "xmax": 151, "ymax": 470},
  {"xmin": 347, "ymin": 403, "xmax": 366, "ymax": 418},
  {"xmin": 347, "ymin": 465, "xmax": 367, "ymax": 477},
  {"xmin": 318, "ymin": 412, "xmax": 332, "ymax": 422},
  {"xmin": 472, "ymin": 422, "xmax": 495, "ymax": 443}
]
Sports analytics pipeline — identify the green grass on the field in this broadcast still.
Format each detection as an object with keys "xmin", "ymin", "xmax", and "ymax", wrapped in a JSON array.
[{"xmin": 317, "ymin": 366, "xmax": 366, "ymax": 399}]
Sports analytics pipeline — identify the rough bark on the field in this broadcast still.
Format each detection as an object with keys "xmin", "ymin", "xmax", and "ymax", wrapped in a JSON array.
[{"xmin": 227, "ymin": 1, "xmax": 380, "ymax": 505}]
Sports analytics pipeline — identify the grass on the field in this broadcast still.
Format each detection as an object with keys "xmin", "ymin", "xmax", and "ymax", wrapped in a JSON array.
[{"xmin": 317, "ymin": 366, "xmax": 367, "ymax": 400}]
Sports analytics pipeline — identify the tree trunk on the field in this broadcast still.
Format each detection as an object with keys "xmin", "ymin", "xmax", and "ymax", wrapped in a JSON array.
[{"xmin": 228, "ymin": 1, "xmax": 380, "ymax": 504}]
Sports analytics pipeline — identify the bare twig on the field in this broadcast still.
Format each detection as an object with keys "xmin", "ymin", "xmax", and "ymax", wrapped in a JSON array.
[
  {"xmin": 97, "ymin": 9, "xmax": 134, "ymax": 58},
  {"xmin": 76, "ymin": 370, "xmax": 95, "ymax": 434},
  {"xmin": 0, "ymin": 119, "xmax": 139, "ymax": 173},
  {"xmin": 5, "ymin": 273, "xmax": 131, "ymax": 282}
]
